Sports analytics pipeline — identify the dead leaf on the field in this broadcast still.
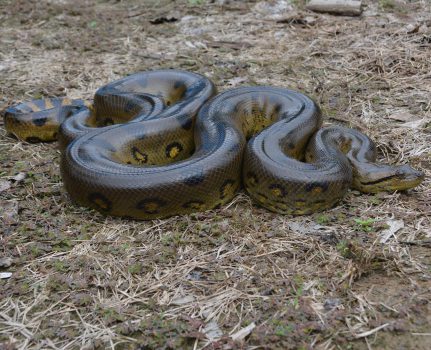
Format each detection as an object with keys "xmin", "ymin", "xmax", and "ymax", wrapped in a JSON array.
[
  {"xmin": 204, "ymin": 320, "xmax": 223, "ymax": 340},
  {"xmin": 288, "ymin": 221, "xmax": 329, "ymax": 235},
  {"xmin": 387, "ymin": 111, "xmax": 418, "ymax": 122},
  {"xmin": 231, "ymin": 322, "xmax": 256, "ymax": 341},
  {"xmin": 226, "ymin": 77, "xmax": 247, "ymax": 86},
  {"xmin": 380, "ymin": 219, "xmax": 404, "ymax": 243},
  {"xmin": 171, "ymin": 295, "xmax": 195, "ymax": 305},
  {"xmin": 401, "ymin": 119, "xmax": 428, "ymax": 129}
]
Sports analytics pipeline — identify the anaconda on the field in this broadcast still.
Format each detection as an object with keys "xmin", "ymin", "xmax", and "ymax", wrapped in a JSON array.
[{"xmin": 4, "ymin": 70, "xmax": 424, "ymax": 219}]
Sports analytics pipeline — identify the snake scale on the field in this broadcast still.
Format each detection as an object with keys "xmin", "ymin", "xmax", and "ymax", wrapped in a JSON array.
[{"xmin": 4, "ymin": 70, "xmax": 424, "ymax": 219}]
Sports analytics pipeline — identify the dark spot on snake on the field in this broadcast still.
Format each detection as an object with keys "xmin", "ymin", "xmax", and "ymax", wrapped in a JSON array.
[
  {"xmin": 174, "ymin": 81, "xmax": 184, "ymax": 89},
  {"xmin": 287, "ymin": 142, "xmax": 295, "ymax": 150},
  {"xmin": 52, "ymin": 132, "xmax": 58, "ymax": 139},
  {"xmin": 88, "ymin": 193, "xmax": 112, "ymax": 212},
  {"xmin": 132, "ymin": 147, "xmax": 148, "ymax": 164},
  {"xmin": 136, "ymin": 198, "xmax": 167, "ymax": 214},
  {"xmin": 219, "ymin": 179, "xmax": 236, "ymax": 199},
  {"xmin": 246, "ymin": 172, "xmax": 259, "ymax": 186},
  {"xmin": 255, "ymin": 192, "xmax": 268, "ymax": 203},
  {"xmin": 25, "ymin": 136, "xmax": 42, "ymax": 143},
  {"xmin": 274, "ymin": 105, "xmax": 281, "ymax": 113},
  {"xmin": 179, "ymin": 117, "xmax": 193, "ymax": 130},
  {"xmin": 212, "ymin": 203, "xmax": 222, "ymax": 210},
  {"xmin": 307, "ymin": 152, "xmax": 314, "ymax": 162},
  {"xmin": 183, "ymin": 172, "xmax": 205, "ymax": 186},
  {"xmin": 274, "ymin": 204, "xmax": 290, "ymax": 212},
  {"xmin": 182, "ymin": 200, "xmax": 205, "ymax": 210},
  {"xmin": 305, "ymin": 182, "xmax": 328, "ymax": 194},
  {"xmin": 124, "ymin": 100, "xmax": 136, "ymax": 113},
  {"xmin": 228, "ymin": 143, "xmax": 241, "ymax": 153},
  {"xmin": 165, "ymin": 142, "xmax": 183, "ymax": 159},
  {"xmin": 33, "ymin": 116, "xmax": 47, "ymax": 127},
  {"xmin": 102, "ymin": 118, "xmax": 114, "ymax": 126},
  {"xmin": 269, "ymin": 184, "xmax": 287, "ymax": 197}
]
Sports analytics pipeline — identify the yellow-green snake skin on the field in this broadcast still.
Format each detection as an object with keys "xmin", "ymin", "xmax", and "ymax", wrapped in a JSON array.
[{"xmin": 4, "ymin": 70, "xmax": 424, "ymax": 219}]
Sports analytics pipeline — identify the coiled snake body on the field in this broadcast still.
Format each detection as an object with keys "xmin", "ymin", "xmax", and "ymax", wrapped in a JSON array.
[{"xmin": 4, "ymin": 70, "xmax": 424, "ymax": 219}]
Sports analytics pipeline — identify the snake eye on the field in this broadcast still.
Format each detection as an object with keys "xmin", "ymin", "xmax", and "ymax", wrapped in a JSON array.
[
  {"xmin": 179, "ymin": 118, "xmax": 193, "ymax": 130},
  {"xmin": 32, "ymin": 116, "xmax": 47, "ymax": 127},
  {"xmin": 125, "ymin": 100, "xmax": 137, "ymax": 113}
]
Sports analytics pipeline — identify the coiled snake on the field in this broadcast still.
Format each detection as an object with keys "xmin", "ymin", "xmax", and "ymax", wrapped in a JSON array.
[{"xmin": 4, "ymin": 70, "xmax": 424, "ymax": 219}]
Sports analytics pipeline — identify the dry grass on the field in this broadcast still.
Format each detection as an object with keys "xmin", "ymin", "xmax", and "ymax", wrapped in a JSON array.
[{"xmin": 0, "ymin": 0, "xmax": 430, "ymax": 349}]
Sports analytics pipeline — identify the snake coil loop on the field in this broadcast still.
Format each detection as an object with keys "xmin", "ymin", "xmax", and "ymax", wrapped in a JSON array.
[{"xmin": 4, "ymin": 70, "xmax": 424, "ymax": 219}]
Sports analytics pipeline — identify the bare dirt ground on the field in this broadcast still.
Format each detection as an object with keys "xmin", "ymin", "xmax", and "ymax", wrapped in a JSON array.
[{"xmin": 1, "ymin": 0, "xmax": 430, "ymax": 349}]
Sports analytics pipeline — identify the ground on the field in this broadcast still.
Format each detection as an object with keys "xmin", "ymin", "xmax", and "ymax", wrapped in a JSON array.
[{"xmin": 0, "ymin": 0, "xmax": 430, "ymax": 349}]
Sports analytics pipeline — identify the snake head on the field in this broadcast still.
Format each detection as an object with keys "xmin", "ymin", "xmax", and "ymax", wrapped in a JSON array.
[{"xmin": 353, "ymin": 163, "xmax": 425, "ymax": 193}]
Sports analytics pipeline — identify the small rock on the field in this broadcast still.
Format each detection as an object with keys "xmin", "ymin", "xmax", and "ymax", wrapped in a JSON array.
[
  {"xmin": 0, "ymin": 257, "xmax": 13, "ymax": 267},
  {"xmin": 0, "ymin": 272, "xmax": 12, "ymax": 279},
  {"xmin": 0, "ymin": 200, "xmax": 19, "ymax": 225},
  {"xmin": 254, "ymin": 0, "xmax": 293, "ymax": 20},
  {"xmin": 11, "ymin": 172, "xmax": 26, "ymax": 183},
  {"xmin": 387, "ymin": 111, "xmax": 417, "ymax": 122},
  {"xmin": 324, "ymin": 298, "xmax": 341, "ymax": 311},
  {"xmin": 187, "ymin": 271, "xmax": 202, "ymax": 281},
  {"xmin": 0, "ymin": 180, "xmax": 11, "ymax": 193},
  {"xmin": 204, "ymin": 320, "xmax": 223, "ymax": 340}
]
